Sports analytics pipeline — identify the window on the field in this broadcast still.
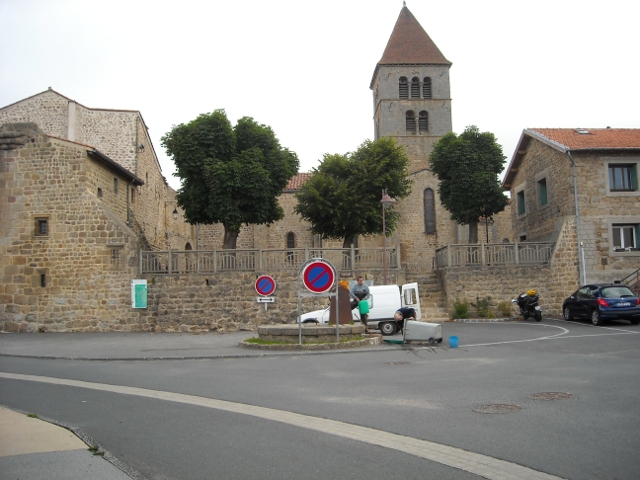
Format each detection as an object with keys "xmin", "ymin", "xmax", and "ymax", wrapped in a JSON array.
[
  {"xmin": 40, "ymin": 274, "xmax": 47, "ymax": 287},
  {"xmin": 423, "ymin": 77, "xmax": 432, "ymax": 98},
  {"xmin": 424, "ymin": 188, "xmax": 436, "ymax": 234},
  {"xmin": 411, "ymin": 77, "xmax": 420, "ymax": 98},
  {"xmin": 612, "ymin": 224, "xmax": 639, "ymax": 250},
  {"xmin": 114, "ymin": 178, "xmax": 119, "ymax": 194},
  {"xmin": 537, "ymin": 178, "xmax": 548, "ymax": 206},
  {"xmin": 111, "ymin": 248, "xmax": 122, "ymax": 268},
  {"xmin": 418, "ymin": 111, "xmax": 428, "ymax": 133},
  {"xmin": 609, "ymin": 164, "xmax": 638, "ymax": 191},
  {"xmin": 97, "ymin": 188, "xmax": 103, "ymax": 198},
  {"xmin": 517, "ymin": 190, "xmax": 526, "ymax": 215},
  {"xmin": 286, "ymin": 232, "xmax": 295, "ymax": 263},
  {"xmin": 405, "ymin": 111, "xmax": 416, "ymax": 134},
  {"xmin": 34, "ymin": 217, "xmax": 49, "ymax": 236},
  {"xmin": 399, "ymin": 77, "xmax": 408, "ymax": 99}
]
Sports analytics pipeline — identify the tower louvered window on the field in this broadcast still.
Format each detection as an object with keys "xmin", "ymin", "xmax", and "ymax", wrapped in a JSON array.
[
  {"xmin": 423, "ymin": 77, "xmax": 432, "ymax": 98},
  {"xmin": 419, "ymin": 111, "xmax": 428, "ymax": 133},
  {"xmin": 399, "ymin": 77, "xmax": 408, "ymax": 99},
  {"xmin": 424, "ymin": 188, "xmax": 436, "ymax": 234},
  {"xmin": 411, "ymin": 77, "xmax": 420, "ymax": 98},
  {"xmin": 406, "ymin": 111, "xmax": 416, "ymax": 134}
]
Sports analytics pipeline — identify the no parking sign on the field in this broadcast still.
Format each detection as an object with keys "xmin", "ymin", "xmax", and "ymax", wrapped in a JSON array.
[
  {"xmin": 301, "ymin": 260, "xmax": 335, "ymax": 294},
  {"xmin": 255, "ymin": 275, "xmax": 276, "ymax": 296}
]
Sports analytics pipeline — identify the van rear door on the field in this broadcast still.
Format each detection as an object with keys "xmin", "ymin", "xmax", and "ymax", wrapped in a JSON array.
[{"xmin": 401, "ymin": 283, "xmax": 421, "ymax": 320}]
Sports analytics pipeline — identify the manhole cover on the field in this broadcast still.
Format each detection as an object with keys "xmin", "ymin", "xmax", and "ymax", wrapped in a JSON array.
[
  {"xmin": 385, "ymin": 361, "xmax": 410, "ymax": 365},
  {"xmin": 527, "ymin": 392, "xmax": 573, "ymax": 401},
  {"xmin": 472, "ymin": 404, "xmax": 522, "ymax": 414}
]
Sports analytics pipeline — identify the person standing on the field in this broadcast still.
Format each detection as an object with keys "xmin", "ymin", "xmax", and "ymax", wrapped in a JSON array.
[{"xmin": 350, "ymin": 276, "xmax": 370, "ymax": 327}]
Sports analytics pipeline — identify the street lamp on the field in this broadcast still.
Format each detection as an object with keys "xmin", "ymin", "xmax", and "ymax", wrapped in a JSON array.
[
  {"xmin": 380, "ymin": 189, "xmax": 395, "ymax": 285},
  {"xmin": 172, "ymin": 208, "xmax": 179, "ymax": 220}
]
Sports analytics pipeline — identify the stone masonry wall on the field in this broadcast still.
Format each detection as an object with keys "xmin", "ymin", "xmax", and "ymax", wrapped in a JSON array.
[
  {"xmin": 0, "ymin": 128, "xmax": 141, "ymax": 332},
  {"xmin": 437, "ymin": 217, "xmax": 580, "ymax": 318}
]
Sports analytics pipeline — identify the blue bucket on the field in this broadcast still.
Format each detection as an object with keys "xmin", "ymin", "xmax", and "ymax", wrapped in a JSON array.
[{"xmin": 449, "ymin": 336, "xmax": 459, "ymax": 348}]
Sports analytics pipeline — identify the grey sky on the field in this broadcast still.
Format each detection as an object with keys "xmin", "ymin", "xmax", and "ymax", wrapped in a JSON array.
[{"xmin": 1, "ymin": 0, "xmax": 638, "ymax": 190}]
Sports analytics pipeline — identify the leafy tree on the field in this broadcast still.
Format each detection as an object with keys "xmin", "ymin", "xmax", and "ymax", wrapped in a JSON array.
[
  {"xmin": 294, "ymin": 137, "xmax": 411, "ymax": 247},
  {"xmin": 429, "ymin": 125, "xmax": 508, "ymax": 243},
  {"xmin": 161, "ymin": 110, "xmax": 299, "ymax": 249}
]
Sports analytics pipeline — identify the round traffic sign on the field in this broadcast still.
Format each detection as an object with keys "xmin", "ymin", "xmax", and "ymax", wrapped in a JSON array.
[
  {"xmin": 301, "ymin": 260, "xmax": 335, "ymax": 294},
  {"xmin": 255, "ymin": 275, "xmax": 276, "ymax": 296}
]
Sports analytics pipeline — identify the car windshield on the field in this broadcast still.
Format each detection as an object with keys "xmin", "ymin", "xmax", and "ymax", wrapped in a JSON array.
[{"xmin": 600, "ymin": 286, "xmax": 635, "ymax": 299}]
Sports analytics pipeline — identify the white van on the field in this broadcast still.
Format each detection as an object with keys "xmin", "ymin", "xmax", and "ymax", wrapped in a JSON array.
[{"xmin": 298, "ymin": 282, "xmax": 421, "ymax": 335}]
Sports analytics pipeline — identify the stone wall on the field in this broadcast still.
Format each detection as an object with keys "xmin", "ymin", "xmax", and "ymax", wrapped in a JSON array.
[
  {"xmin": 0, "ymin": 128, "xmax": 141, "ymax": 332},
  {"xmin": 436, "ymin": 217, "xmax": 580, "ymax": 318}
]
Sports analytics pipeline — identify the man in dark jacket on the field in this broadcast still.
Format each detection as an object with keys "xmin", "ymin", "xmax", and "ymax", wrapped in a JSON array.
[{"xmin": 394, "ymin": 307, "xmax": 416, "ymax": 332}]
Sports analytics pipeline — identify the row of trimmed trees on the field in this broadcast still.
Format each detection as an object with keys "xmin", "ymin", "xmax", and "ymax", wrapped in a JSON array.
[{"xmin": 162, "ymin": 110, "xmax": 508, "ymax": 249}]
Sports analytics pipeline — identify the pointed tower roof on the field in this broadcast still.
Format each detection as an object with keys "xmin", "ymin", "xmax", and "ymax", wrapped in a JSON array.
[{"xmin": 371, "ymin": 5, "xmax": 451, "ymax": 87}]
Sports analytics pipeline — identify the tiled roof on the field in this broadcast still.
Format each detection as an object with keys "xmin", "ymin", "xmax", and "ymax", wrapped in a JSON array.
[
  {"xmin": 284, "ymin": 172, "xmax": 312, "ymax": 191},
  {"xmin": 530, "ymin": 128, "xmax": 640, "ymax": 150},
  {"xmin": 377, "ymin": 6, "xmax": 451, "ymax": 66}
]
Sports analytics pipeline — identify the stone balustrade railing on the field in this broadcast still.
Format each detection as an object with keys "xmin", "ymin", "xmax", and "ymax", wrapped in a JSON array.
[
  {"xmin": 435, "ymin": 242, "xmax": 554, "ymax": 268},
  {"xmin": 140, "ymin": 245, "xmax": 400, "ymax": 274}
]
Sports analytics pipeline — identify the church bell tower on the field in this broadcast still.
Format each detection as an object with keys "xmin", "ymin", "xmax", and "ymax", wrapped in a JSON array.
[{"xmin": 370, "ymin": 4, "xmax": 452, "ymax": 171}]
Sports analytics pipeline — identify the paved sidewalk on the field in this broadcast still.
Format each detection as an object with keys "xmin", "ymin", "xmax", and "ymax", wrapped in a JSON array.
[{"xmin": 0, "ymin": 406, "xmax": 133, "ymax": 480}]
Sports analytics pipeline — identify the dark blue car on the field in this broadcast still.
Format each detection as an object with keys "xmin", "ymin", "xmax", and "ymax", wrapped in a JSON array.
[{"xmin": 562, "ymin": 284, "xmax": 640, "ymax": 326}]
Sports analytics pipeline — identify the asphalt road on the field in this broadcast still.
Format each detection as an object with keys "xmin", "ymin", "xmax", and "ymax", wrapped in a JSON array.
[{"xmin": 1, "ymin": 318, "xmax": 639, "ymax": 480}]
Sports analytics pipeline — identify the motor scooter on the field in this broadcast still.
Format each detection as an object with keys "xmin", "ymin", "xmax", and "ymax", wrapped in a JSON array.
[{"xmin": 512, "ymin": 290, "xmax": 542, "ymax": 322}]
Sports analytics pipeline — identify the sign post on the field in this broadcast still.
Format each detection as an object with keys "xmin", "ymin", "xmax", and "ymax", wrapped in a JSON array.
[
  {"xmin": 298, "ymin": 259, "xmax": 338, "ymax": 345},
  {"xmin": 255, "ymin": 275, "xmax": 276, "ymax": 311}
]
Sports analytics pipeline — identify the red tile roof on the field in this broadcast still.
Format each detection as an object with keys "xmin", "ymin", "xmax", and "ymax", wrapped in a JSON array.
[
  {"xmin": 377, "ymin": 6, "xmax": 451, "ymax": 66},
  {"xmin": 530, "ymin": 128, "xmax": 640, "ymax": 150},
  {"xmin": 284, "ymin": 172, "xmax": 312, "ymax": 191}
]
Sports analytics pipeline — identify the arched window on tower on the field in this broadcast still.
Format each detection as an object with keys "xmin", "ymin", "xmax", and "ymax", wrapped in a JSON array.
[
  {"xmin": 419, "ymin": 111, "xmax": 428, "ymax": 133},
  {"xmin": 286, "ymin": 232, "xmax": 296, "ymax": 263},
  {"xmin": 424, "ymin": 188, "xmax": 436, "ymax": 234},
  {"xmin": 405, "ymin": 111, "xmax": 416, "ymax": 135},
  {"xmin": 423, "ymin": 77, "xmax": 432, "ymax": 99},
  {"xmin": 411, "ymin": 77, "xmax": 420, "ymax": 98},
  {"xmin": 399, "ymin": 77, "xmax": 408, "ymax": 99}
]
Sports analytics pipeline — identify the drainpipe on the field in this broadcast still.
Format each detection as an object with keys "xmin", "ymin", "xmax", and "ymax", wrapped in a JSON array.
[{"xmin": 567, "ymin": 150, "xmax": 586, "ymax": 285}]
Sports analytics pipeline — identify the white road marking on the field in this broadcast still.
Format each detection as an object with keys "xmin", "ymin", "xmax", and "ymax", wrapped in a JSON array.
[{"xmin": 0, "ymin": 372, "xmax": 564, "ymax": 480}]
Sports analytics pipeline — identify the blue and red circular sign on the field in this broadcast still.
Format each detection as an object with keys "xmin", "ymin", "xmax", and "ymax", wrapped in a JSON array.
[
  {"xmin": 255, "ymin": 275, "xmax": 276, "ymax": 296},
  {"xmin": 301, "ymin": 260, "xmax": 335, "ymax": 294}
]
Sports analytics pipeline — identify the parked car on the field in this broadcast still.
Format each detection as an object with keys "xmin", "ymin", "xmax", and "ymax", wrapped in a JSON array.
[
  {"xmin": 562, "ymin": 284, "xmax": 640, "ymax": 326},
  {"xmin": 298, "ymin": 282, "xmax": 421, "ymax": 335}
]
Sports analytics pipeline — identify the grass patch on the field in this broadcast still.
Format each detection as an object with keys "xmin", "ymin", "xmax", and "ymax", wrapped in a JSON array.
[
  {"xmin": 88, "ymin": 446, "xmax": 105, "ymax": 456},
  {"xmin": 27, "ymin": 413, "xmax": 39, "ymax": 419}
]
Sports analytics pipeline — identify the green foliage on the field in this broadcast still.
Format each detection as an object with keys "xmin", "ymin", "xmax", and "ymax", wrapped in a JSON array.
[
  {"xmin": 497, "ymin": 300, "xmax": 512, "ymax": 317},
  {"xmin": 294, "ymin": 137, "xmax": 412, "ymax": 246},
  {"xmin": 471, "ymin": 295, "xmax": 495, "ymax": 318},
  {"xmin": 429, "ymin": 125, "xmax": 508, "ymax": 243},
  {"xmin": 161, "ymin": 110, "xmax": 299, "ymax": 248},
  {"xmin": 452, "ymin": 299, "xmax": 470, "ymax": 319}
]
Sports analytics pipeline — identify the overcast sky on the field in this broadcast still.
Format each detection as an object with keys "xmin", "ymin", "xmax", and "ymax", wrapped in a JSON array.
[{"xmin": 1, "ymin": 0, "xmax": 638, "ymax": 190}]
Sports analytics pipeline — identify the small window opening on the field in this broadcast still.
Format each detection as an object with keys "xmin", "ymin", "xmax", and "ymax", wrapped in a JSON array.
[
  {"xmin": 114, "ymin": 178, "xmax": 119, "ymax": 194},
  {"xmin": 418, "ymin": 111, "xmax": 428, "ymax": 133},
  {"xmin": 40, "ymin": 274, "xmax": 46, "ymax": 287},
  {"xmin": 286, "ymin": 232, "xmax": 296, "ymax": 263},
  {"xmin": 399, "ymin": 77, "xmax": 408, "ymax": 99},
  {"xmin": 411, "ymin": 77, "xmax": 420, "ymax": 98},
  {"xmin": 35, "ymin": 218, "xmax": 49, "ymax": 236},
  {"xmin": 97, "ymin": 188, "xmax": 103, "ymax": 198},
  {"xmin": 422, "ymin": 77, "xmax": 432, "ymax": 98},
  {"xmin": 424, "ymin": 188, "xmax": 436, "ymax": 234},
  {"xmin": 537, "ymin": 178, "xmax": 547, "ymax": 205},
  {"xmin": 405, "ymin": 111, "xmax": 416, "ymax": 134},
  {"xmin": 519, "ymin": 234, "xmax": 527, "ymax": 241},
  {"xmin": 517, "ymin": 190, "xmax": 526, "ymax": 215}
]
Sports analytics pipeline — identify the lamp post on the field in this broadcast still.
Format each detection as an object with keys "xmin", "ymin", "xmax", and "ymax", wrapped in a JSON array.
[
  {"xmin": 380, "ymin": 189, "xmax": 395, "ymax": 285},
  {"xmin": 172, "ymin": 208, "xmax": 179, "ymax": 220}
]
